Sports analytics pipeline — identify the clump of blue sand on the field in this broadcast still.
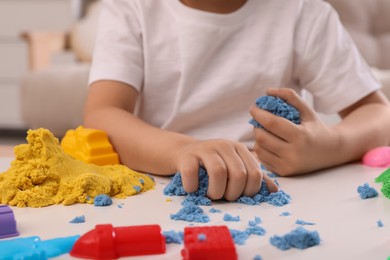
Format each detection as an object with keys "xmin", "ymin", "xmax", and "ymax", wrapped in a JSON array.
[
  {"xmin": 249, "ymin": 96, "xmax": 300, "ymax": 128},
  {"xmin": 229, "ymin": 216, "xmax": 266, "ymax": 245},
  {"xmin": 69, "ymin": 215, "xmax": 85, "ymax": 224},
  {"xmin": 94, "ymin": 194, "xmax": 113, "ymax": 206},
  {"xmin": 162, "ymin": 230, "xmax": 184, "ymax": 244},
  {"xmin": 357, "ymin": 183, "xmax": 378, "ymax": 199},
  {"xmin": 164, "ymin": 167, "xmax": 291, "ymax": 223},
  {"xmin": 164, "ymin": 167, "xmax": 290, "ymax": 208},
  {"xmin": 270, "ymin": 226, "xmax": 320, "ymax": 250},
  {"xmin": 170, "ymin": 203, "xmax": 210, "ymax": 223},
  {"xmin": 223, "ymin": 214, "xmax": 240, "ymax": 222},
  {"xmin": 377, "ymin": 219, "xmax": 384, "ymax": 227},
  {"xmin": 295, "ymin": 219, "xmax": 315, "ymax": 226}
]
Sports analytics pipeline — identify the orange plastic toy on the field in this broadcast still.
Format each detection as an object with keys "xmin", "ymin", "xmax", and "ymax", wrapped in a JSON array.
[{"xmin": 61, "ymin": 126, "xmax": 119, "ymax": 166}]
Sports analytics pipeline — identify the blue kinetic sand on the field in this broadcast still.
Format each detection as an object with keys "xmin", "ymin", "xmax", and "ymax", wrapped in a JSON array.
[
  {"xmin": 269, "ymin": 226, "xmax": 320, "ymax": 250},
  {"xmin": 228, "ymin": 217, "xmax": 266, "ymax": 245},
  {"xmin": 377, "ymin": 219, "xmax": 384, "ymax": 227},
  {"xmin": 357, "ymin": 183, "xmax": 378, "ymax": 199},
  {"xmin": 249, "ymin": 96, "xmax": 300, "ymax": 128},
  {"xmin": 133, "ymin": 185, "xmax": 142, "ymax": 193},
  {"xmin": 164, "ymin": 167, "xmax": 211, "ymax": 206},
  {"xmin": 164, "ymin": 168, "xmax": 291, "ymax": 207},
  {"xmin": 197, "ymin": 233, "xmax": 207, "ymax": 241},
  {"xmin": 165, "ymin": 166, "xmax": 290, "ymax": 225},
  {"xmin": 170, "ymin": 203, "xmax": 210, "ymax": 223},
  {"xmin": 246, "ymin": 225, "xmax": 266, "ymax": 236},
  {"xmin": 229, "ymin": 229, "xmax": 250, "ymax": 245},
  {"xmin": 248, "ymin": 217, "xmax": 261, "ymax": 226},
  {"xmin": 235, "ymin": 183, "xmax": 291, "ymax": 206},
  {"xmin": 69, "ymin": 215, "xmax": 85, "ymax": 224},
  {"xmin": 209, "ymin": 208, "xmax": 222, "ymax": 213},
  {"xmin": 229, "ymin": 227, "xmax": 266, "ymax": 245},
  {"xmin": 223, "ymin": 214, "xmax": 240, "ymax": 222},
  {"xmin": 253, "ymin": 255, "xmax": 262, "ymax": 260},
  {"xmin": 163, "ymin": 230, "xmax": 184, "ymax": 244},
  {"xmin": 295, "ymin": 219, "xmax": 315, "ymax": 226},
  {"xmin": 0, "ymin": 235, "xmax": 80, "ymax": 259},
  {"xmin": 267, "ymin": 172, "xmax": 279, "ymax": 178},
  {"xmin": 94, "ymin": 194, "xmax": 113, "ymax": 206}
]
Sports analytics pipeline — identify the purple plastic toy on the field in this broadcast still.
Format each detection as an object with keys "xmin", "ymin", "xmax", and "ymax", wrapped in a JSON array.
[{"xmin": 0, "ymin": 205, "xmax": 19, "ymax": 239}]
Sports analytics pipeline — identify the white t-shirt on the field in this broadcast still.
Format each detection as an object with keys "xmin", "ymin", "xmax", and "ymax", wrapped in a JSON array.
[{"xmin": 89, "ymin": 0, "xmax": 380, "ymax": 148}]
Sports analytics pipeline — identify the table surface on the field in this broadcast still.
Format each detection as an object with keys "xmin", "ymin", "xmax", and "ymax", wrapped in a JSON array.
[{"xmin": 0, "ymin": 153, "xmax": 389, "ymax": 260}]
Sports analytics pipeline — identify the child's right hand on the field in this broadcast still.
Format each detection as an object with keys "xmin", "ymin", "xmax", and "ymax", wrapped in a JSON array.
[{"xmin": 174, "ymin": 139, "xmax": 278, "ymax": 201}]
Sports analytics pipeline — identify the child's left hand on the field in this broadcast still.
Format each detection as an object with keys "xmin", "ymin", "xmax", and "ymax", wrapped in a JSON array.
[{"xmin": 250, "ymin": 88, "xmax": 341, "ymax": 176}]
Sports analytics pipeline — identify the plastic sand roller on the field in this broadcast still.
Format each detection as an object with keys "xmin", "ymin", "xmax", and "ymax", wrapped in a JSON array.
[
  {"xmin": 61, "ymin": 126, "xmax": 119, "ymax": 166},
  {"xmin": 70, "ymin": 224, "xmax": 166, "ymax": 259},
  {"xmin": 0, "ymin": 205, "xmax": 19, "ymax": 239}
]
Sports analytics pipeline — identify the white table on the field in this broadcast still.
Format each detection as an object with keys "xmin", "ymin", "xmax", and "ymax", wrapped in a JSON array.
[{"xmin": 0, "ymin": 157, "xmax": 389, "ymax": 260}]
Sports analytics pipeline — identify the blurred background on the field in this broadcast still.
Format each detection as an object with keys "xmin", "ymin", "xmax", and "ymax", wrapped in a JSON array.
[
  {"xmin": 0, "ymin": 0, "xmax": 389, "ymax": 146},
  {"xmin": 0, "ymin": 0, "xmax": 97, "ymax": 145}
]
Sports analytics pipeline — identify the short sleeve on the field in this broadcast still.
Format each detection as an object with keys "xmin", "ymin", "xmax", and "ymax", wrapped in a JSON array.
[
  {"xmin": 293, "ymin": 1, "xmax": 381, "ymax": 114},
  {"xmin": 88, "ymin": 0, "xmax": 144, "ymax": 91}
]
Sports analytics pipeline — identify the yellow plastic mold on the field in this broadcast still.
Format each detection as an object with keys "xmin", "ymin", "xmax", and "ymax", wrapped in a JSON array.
[{"xmin": 61, "ymin": 126, "xmax": 120, "ymax": 166}]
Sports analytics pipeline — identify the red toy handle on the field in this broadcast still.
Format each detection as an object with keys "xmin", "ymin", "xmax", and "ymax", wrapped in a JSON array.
[{"xmin": 70, "ymin": 224, "xmax": 166, "ymax": 259}]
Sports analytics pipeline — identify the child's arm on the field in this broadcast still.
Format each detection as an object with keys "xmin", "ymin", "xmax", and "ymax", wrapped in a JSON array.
[
  {"xmin": 250, "ymin": 88, "xmax": 390, "ymax": 176},
  {"xmin": 84, "ymin": 80, "xmax": 278, "ymax": 200}
]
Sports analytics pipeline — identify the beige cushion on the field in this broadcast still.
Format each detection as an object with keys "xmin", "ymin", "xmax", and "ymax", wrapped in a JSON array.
[
  {"xmin": 20, "ymin": 64, "xmax": 90, "ymax": 137},
  {"xmin": 69, "ymin": 1, "xmax": 101, "ymax": 62},
  {"xmin": 326, "ymin": 0, "xmax": 390, "ymax": 69}
]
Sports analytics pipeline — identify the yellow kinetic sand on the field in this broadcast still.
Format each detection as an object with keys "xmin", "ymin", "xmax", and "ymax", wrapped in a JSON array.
[
  {"xmin": 0, "ymin": 128, "xmax": 154, "ymax": 207},
  {"xmin": 61, "ymin": 126, "xmax": 119, "ymax": 166}
]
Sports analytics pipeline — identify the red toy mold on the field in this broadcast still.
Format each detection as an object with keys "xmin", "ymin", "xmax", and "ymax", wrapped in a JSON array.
[
  {"xmin": 181, "ymin": 225, "xmax": 237, "ymax": 260},
  {"xmin": 70, "ymin": 224, "xmax": 165, "ymax": 259}
]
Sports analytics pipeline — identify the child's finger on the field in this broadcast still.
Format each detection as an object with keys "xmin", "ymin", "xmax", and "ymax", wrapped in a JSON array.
[
  {"xmin": 263, "ymin": 174, "xmax": 279, "ymax": 193},
  {"xmin": 252, "ymin": 119, "xmax": 288, "ymax": 148},
  {"xmin": 212, "ymin": 147, "xmax": 247, "ymax": 201},
  {"xmin": 250, "ymin": 106, "xmax": 299, "ymax": 142},
  {"xmin": 253, "ymin": 142, "xmax": 280, "ymax": 171},
  {"xmin": 202, "ymin": 155, "xmax": 228, "ymax": 200},
  {"xmin": 235, "ymin": 145, "xmax": 262, "ymax": 197},
  {"xmin": 178, "ymin": 156, "xmax": 200, "ymax": 193}
]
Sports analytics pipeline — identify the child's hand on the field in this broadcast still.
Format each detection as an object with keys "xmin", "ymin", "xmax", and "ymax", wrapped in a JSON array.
[
  {"xmin": 174, "ymin": 139, "xmax": 278, "ymax": 201},
  {"xmin": 250, "ymin": 88, "xmax": 341, "ymax": 176}
]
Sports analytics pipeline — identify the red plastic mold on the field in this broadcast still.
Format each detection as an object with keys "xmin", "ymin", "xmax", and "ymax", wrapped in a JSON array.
[
  {"xmin": 70, "ymin": 224, "xmax": 165, "ymax": 259},
  {"xmin": 181, "ymin": 225, "xmax": 237, "ymax": 260},
  {"xmin": 0, "ymin": 205, "xmax": 19, "ymax": 239}
]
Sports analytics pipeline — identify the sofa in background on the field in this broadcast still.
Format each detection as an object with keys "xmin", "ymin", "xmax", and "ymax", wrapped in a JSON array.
[
  {"xmin": 20, "ymin": 0, "xmax": 99, "ymax": 137},
  {"xmin": 326, "ymin": 0, "xmax": 390, "ymax": 98},
  {"xmin": 20, "ymin": 0, "xmax": 390, "ymax": 137}
]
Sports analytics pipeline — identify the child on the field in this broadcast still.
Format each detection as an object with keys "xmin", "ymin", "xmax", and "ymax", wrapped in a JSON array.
[{"xmin": 84, "ymin": 0, "xmax": 390, "ymax": 201}]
